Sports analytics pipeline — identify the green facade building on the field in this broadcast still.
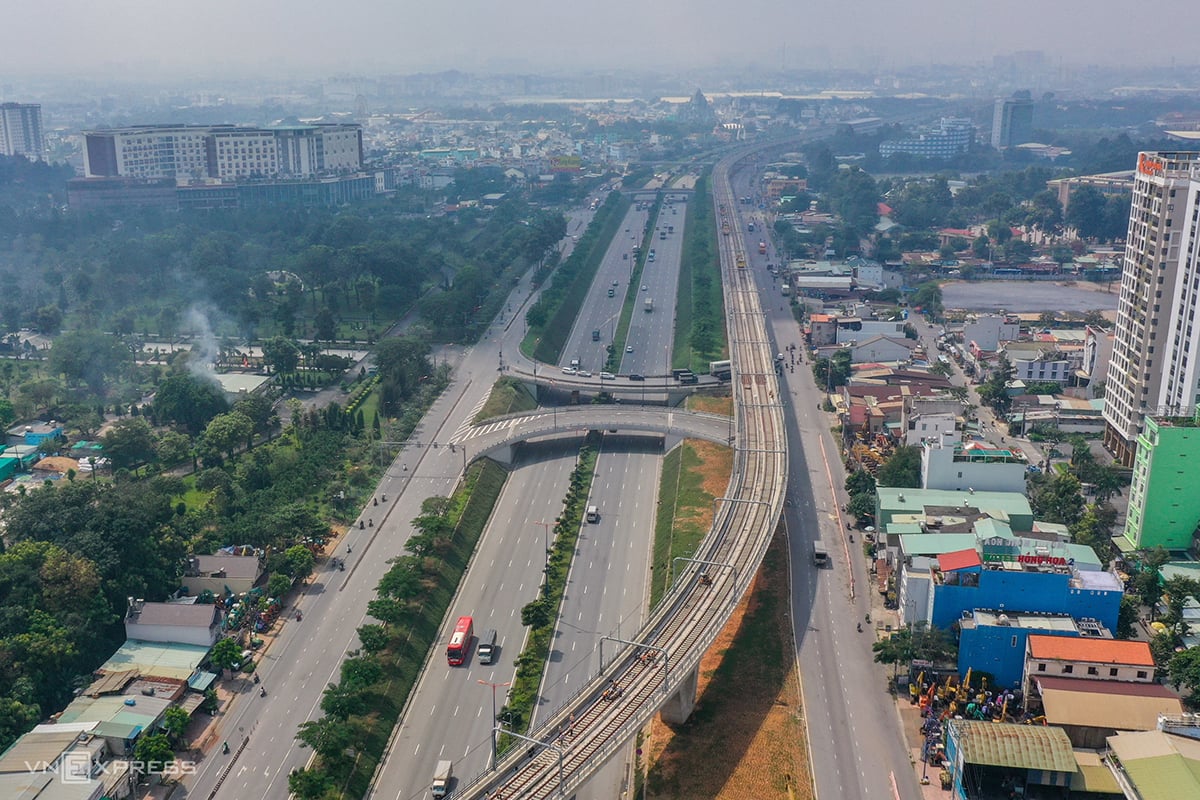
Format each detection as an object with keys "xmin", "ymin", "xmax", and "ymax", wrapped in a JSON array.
[{"xmin": 1122, "ymin": 415, "xmax": 1200, "ymax": 551}]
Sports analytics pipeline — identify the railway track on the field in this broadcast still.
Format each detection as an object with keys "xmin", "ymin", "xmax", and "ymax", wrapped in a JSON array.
[{"xmin": 448, "ymin": 150, "xmax": 786, "ymax": 800}]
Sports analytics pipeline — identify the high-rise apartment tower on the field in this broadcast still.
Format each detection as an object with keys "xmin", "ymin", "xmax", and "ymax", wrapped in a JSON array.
[
  {"xmin": 1103, "ymin": 151, "xmax": 1200, "ymax": 464},
  {"xmin": 0, "ymin": 103, "xmax": 45, "ymax": 160}
]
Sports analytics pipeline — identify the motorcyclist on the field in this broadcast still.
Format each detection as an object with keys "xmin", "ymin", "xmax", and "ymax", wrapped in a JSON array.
[
  {"xmin": 857, "ymin": 622, "xmax": 862, "ymax": 632},
  {"xmin": 260, "ymin": 686, "xmax": 267, "ymax": 697},
  {"xmin": 222, "ymin": 741, "xmax": 230, "ymax": 754}
]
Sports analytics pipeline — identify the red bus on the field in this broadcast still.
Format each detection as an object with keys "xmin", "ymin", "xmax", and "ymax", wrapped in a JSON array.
[{"xmin": 447, "ymin": 616, "xmax": 473, "ymax": 666}]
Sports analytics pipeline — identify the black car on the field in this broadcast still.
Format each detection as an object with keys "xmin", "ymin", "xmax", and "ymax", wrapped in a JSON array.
[{"xmin": 628, "ymin": 373, "xmax": 645, "ymax": 381}]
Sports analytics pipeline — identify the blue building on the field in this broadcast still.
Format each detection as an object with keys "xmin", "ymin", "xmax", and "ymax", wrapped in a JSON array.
[
  {"xmin": 956, "ymin": 610, "xmax": 1104, "ymax": 688},
  {"xmin": 931, "ymin": 551, "xmax": 1122, "ymax": 633},
  {"xmin": 6, "ymin": 420, "xmax": 63, "ymax": 447}
]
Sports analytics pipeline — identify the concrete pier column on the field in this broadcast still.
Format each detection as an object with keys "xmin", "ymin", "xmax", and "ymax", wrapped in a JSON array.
[{"xmin": 658, "ymin": 665, "xmax": 698, "ymax": 724}]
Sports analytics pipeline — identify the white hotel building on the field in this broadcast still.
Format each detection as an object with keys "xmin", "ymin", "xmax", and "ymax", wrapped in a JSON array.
[
  {"xmin": 1103, "ymin": 152, "xmax": 1200, "ymax": 465},
  {"xmin": 83, "ymin": 123, "xmax": 362, "ymax": 183}
]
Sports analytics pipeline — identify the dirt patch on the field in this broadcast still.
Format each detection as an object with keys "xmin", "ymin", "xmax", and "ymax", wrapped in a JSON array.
[
  {"xmin": 644, "ymin": 531, "xmax": 812, "ymax": 800},
  {"xmin": 688, "ymin": 394, "xmax": 733, "ymax": 417},
  {"xmin": 691, "ymin": 441, "xmax": 734, "ymax": 522}
]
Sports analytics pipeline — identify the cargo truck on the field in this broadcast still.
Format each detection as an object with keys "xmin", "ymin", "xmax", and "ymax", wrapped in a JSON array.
[
  {"xmin": 812, "ymin": 540, "xmax": 829, "ymax": 567},
  {"xmin": 644, "ymin": 298, "xmax": 653, "ymax": 312},
  {"xmin": 432, "ymin": 760, "xmax": 453, "ymax": 797}
]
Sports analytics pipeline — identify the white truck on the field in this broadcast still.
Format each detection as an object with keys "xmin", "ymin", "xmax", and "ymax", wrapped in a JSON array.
[{"xmin": 431, "ymin": 760, "xmax": 453, "ymax": 798}]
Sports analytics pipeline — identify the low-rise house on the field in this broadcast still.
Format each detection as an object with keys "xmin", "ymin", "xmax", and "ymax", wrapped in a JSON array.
[
  {"xmin": 1023, "ymin": 636, "xmax": 1155, "ymax": 697},
  {"xmin": 124, "ymin": 599, "xmax": 223, "ymax": 648},
  {"xmin": 1026, "ymin": 676, "xmax": 1183, "ymax": 748},
  {"xmin": 182, "ymin": 554, "xmax": 261, "ymax": 597}
]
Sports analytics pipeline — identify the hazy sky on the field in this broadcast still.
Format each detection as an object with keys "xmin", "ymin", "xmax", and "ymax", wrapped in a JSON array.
[{"xmin": 7, "ymin": 0, "xmax": 1197, "ymax": 78}]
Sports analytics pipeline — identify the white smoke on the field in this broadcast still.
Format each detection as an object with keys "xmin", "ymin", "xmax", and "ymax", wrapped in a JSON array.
[{"xmin": 185, "ymin": 305, "xmax": 221, "ymax": 383}]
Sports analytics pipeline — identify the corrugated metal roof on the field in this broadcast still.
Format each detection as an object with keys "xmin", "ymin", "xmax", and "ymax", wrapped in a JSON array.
[
  {"xmin": 950, "ymin": 720, "xmax": 1076, "ymax": 772},
  {"xmin": 1070, "ymin": 750, "xmax": 1121, "ymax": 794},
  {"xmin": 1108, "ymin": 731, "xmax": 1200, "ymax": 800}
]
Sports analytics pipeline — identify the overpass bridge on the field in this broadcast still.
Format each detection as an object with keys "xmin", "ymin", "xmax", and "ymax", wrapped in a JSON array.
[
  {"xmin": 425, "ymin": 145, "xmax": 788, "ymax": 800},
  {"xmin": 449, "ymin": 405, "xmax": 734, "ymax": 465}
]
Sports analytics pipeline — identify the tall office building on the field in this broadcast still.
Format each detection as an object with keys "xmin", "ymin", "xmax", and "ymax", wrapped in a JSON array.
[
  {"xmin": 0, "ymin": 102, "xmax": 45, "ymax": 160},
  {"xmin": 1102, "ymin": 151, "xmax": 1200, "ymax": 465},
  {"xmin": 991, "ymin": 91, "xmax": 1034, "ymax": 150}
]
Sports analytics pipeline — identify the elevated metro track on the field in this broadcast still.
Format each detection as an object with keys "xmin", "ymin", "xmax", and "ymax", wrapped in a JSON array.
[{"xmin": 438, "ymin": 147, "xmax": 788, "ymax": 800}]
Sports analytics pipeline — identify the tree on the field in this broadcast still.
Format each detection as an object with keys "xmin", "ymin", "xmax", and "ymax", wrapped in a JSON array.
[
  {"xmin": 521, "ymin": 597, "xmax": 553, "ymax": 629},
  {"xmin": 977, "ymin": 355, "xmax": 1015, "ymax": 416},
  {"xmin": 262, "ymin": 336, "xmax": 301, "ymax": 374},
  {"xmin": 847, "ymin": 492, "xmax": 877, "ymax": 524},
  {"xmin": 876, "ymin": 446, "xmax": 922, "ymax": 489},
  {"xmin": 202, "ymin": 411, "xmax": 254, "ymax": 460},
  {"xmin": 357, "ymin": 624, "xmax": 388, "ymax": 655},
  {"xmin": 283, "ymin": 544, "xmax": 315, "ymax": 582},
  {"xmin": 1162, "ymin": 576, "xmax": 1200, "ymax": 635},
  {"xmin": 155, "ymin": 431, "xmax": 193, "ymax": 467},
  {"xmin": 1116, "ymin": 595, "xmax": 1139, "ymax": 640},
  {"xmin": 102, "ymin": 418, "xmax": 157, "ymax": 471},
  {"xmin": 209, "ymin": 638, "xmax": 241, "ymax": 675},
  {"xmin": 811, "ymin": 349, "xmax": 851, "ymax": 390},
  {"xmin": 845, "ymin": 470, "xmax": 876, "ymax": 496},
  {"xmin": 1027, "ymin": 471, "xmax": 1085, "ymax": 526},
  {"xmin": 1070, "ymin": 505, "xmax": 1116, "ymax": 565},
  {"xmin": 910, "ymin": 281, "xmax": 944, "ymax": 320},
  {"xmin": 133, "ymin": 732, "xmax": 175, "ymax": 779},
  {"xmin": 155, "ymin": 373, "xmax": 229, "ymax": 435},
  {"xmin": 267, "ymin": 572, "xmax": 292, "ymax": 597},
  {"xmin": 161, "ymin": 705, "xmax": 189, "ymax": 745},
  {"xmin": 0, "ymin": 397, "xmax": 15, "ymax": 429},
  {"xmin": 872, "ymin": 622, "xmax": 956, "ymax": 668},
  {"xmin": 1134, "ymin": 546, "xmax": 1171, "ymax": 607},
  {"xmin": 1150, "ymin": 631, "xmax": 1178, "ymax": 677},
  {"xmin": 289, "ymin": 768, "xmax": 333, "ymax": 800},
  {"xmin": 296, "ymin": 715, "xmax": 356, "ymax": 761},
  {"xmin": 314, "ymin": 307, "xmax": 336, "ymax": 342},
  {"xmin": 1168, "ymin": 647, "xmax": 1200, "ymax": 699},
  {"xmin": 47, "ymin": 330, "xmax": 133, "ymax": 396}
]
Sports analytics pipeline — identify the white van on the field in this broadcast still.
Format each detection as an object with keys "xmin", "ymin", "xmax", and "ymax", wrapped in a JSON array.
[{"xmin": 586, "ymin": 506, "xmax": 600, "ymax": 523}]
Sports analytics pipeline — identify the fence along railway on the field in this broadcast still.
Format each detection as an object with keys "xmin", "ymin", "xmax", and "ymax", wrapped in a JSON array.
[{"xmin": 443, "ymin": 151, "xmax": 788, "ymax": 800}]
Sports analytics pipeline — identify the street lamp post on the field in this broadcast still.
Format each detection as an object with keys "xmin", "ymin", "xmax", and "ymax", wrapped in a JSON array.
[{"xmin": 477, "ymin": 679, "xmax": 511, "ymax": 771}]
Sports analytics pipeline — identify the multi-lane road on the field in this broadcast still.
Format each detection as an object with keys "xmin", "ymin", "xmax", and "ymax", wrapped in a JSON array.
[{"xmin": 191, "ymin": 149, "xmax": 925, "ymax": 800}]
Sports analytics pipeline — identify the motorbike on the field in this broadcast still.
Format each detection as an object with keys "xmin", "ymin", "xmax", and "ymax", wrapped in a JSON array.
[
  {"xmin": 296, "ymin": 610, "xmax": 303, "ymax": 621},
  {"xmin": 222, "ymin": 742, "xmax": 230, "ymax": 754},
  {"xmin": 253, "ymin": 674, "xmax": 260, "ymax": 684},
  {"xmin": 338, "ymin": 562, "xmax": 345, "ymax": 572},
  {"xmin": 260, "ymin": 687, "xmax": 267, "ymax": 698},
  {"xmin": 857, "ymin": 623, "xmax": 862, "ymax": 633}
]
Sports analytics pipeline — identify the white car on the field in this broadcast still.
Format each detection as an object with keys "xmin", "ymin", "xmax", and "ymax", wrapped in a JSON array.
[
  {"xmin": 561, "ymin": 366, "xmax": 577, "ymax": 375},
  {"xmin": 578, "ymin": 370, "xmax": 593, "ymax": 378},
  {"xmin": 626, "ymin": 345, "xmax": 634, "ymax": 353},
  {"xmin": 641, "ymin": 284, "xmax": 648, "ymax": 291}
]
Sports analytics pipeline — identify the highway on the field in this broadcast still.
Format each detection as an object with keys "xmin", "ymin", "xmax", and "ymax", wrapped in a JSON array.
[
  {"xmin": 447, "ymin": 150, "xmax": 788, "ymax": 800},
  {"xmin": 532, "ymin": 441, "xmax": 661, "ymax": 800},
  {"xmin": 619, "ymin": 195, "xmax": 688, "ymax": 377},
  {"xmin": 372, "ymin": 441, "xmax": 582, "ymax": 800},
  {"xmin": 560, "ymin": 203, "xmax": 650, "ymax": 374}
]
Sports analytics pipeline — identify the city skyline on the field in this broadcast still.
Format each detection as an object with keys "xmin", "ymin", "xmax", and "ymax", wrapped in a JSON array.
[{"xmin": 5, "ymin": 0, "xmax": 1200, "ymax": 80}]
